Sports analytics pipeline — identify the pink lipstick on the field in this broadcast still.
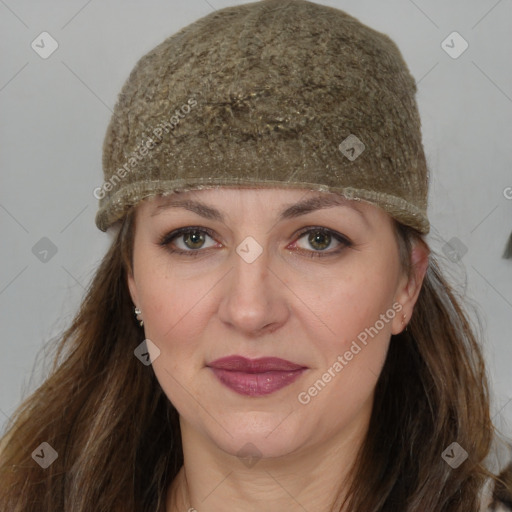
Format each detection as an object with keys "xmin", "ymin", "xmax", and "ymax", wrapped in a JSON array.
[{"xmin": 207, "ymin": 356, "xmax": 307, "ymax": 397}]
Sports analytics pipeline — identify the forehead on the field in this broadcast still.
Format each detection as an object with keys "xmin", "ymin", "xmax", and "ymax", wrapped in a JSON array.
[
  {"xmin": 140, "ymin": 187, "xmax": 382, "ymax": 227},
  {"xmin": 144, "ymin": 187, "xmax": 375, "ymax": 213}
]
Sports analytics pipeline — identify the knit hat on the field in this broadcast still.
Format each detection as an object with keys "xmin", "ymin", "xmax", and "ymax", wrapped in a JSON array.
[{"xmin": 95, "ymin": 0, "xmax": 430, "ymax": 234}]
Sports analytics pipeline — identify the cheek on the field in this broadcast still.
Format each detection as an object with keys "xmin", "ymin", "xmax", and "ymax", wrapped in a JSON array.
[
  {"xmin": 296, "ymin": 335, "xmax": 389, "ymax": 444},
  {"xmin": 133, "ymin": 256, "xmax": 218, "ymax": 400},
  {"xmin": 293, "ymin": 253, "xmax": 399, "ymax": 350},
  {"xmin": 137, "ymin": 271, "xmax": 210, "ymax": 417},
  {"xmin": 138, "ymin": 267, "xmax": 207, "ymax": 355},
  {"xmin": 293, "ymin": 257, "xmax": 398, "ymax": 421},
  {"xmin": 132, "ymin": 234, "xmax": 206, "ymax": 342}
]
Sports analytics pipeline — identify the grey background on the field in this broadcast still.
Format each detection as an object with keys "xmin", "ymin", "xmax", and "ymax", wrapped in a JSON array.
[{"xmin": 1, "ymin": 0, "xmax": 511, "ymax": 442}]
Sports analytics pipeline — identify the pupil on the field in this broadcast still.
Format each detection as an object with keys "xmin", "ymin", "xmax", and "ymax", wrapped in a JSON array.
[
  {"xmin": 309, "ymin": 231, "xmax": 330, "ymax": 250},
  {"xmin": 186, "ymin": 231, "xmax": 204, "ymax": 249}
]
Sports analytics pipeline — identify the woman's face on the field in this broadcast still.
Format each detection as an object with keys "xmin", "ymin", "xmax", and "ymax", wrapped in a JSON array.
[{"xmin": 127, "ymin": 187, "xmax": 427, "ymax": 460}]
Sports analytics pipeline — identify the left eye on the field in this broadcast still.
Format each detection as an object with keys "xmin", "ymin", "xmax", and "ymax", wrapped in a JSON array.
[{"xmin": 293, "ymin": 227, "xmax": 352, "ymax": 255}]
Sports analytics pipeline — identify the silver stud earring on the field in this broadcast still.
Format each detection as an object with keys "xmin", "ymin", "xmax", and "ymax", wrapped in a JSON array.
[{"xmin": 134, "ymin": 306, "xmax": 144, "ymax": 327}]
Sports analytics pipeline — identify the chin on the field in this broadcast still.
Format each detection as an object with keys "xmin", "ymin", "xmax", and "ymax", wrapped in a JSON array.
[{"xmin": 206, "ymin": 415, "xmax": 308, "ymax": 461}]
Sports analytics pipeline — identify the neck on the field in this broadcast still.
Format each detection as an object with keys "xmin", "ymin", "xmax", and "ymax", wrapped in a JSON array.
[{"xmin": 166, "ymin": 405, "xmax": 371, "ymax": 512}]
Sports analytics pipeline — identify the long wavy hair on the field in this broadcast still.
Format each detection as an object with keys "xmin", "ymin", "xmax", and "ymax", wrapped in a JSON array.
[{"xmin": 0, "ymin": 204, "xmax": 510, "ymax": 511}]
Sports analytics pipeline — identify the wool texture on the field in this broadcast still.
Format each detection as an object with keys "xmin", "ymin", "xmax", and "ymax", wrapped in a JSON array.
[{"xmin": 95, "ymin": 0, "xmax": 430, "ymax": 234}]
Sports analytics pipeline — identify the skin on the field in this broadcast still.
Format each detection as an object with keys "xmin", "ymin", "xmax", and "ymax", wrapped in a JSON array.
[{"xmin": 127, "ymin": 187, "xmax": 430, "ymax": 512}]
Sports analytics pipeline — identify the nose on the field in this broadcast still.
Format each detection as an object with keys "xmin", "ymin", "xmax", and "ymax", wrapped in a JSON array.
[{"xmin": 217, "ymin": 236, "xmax": 291, "ymax": 337}]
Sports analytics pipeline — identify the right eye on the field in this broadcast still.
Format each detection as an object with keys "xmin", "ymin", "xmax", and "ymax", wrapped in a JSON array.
[{"xmin": 159, "ymin": 227, "xmax": 220, "ymax": 255}]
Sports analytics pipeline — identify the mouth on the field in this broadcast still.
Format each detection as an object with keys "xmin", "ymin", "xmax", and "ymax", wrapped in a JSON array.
[{"xmin": 207, "ymin": 356, "xmax": 308, "ymax": 397}]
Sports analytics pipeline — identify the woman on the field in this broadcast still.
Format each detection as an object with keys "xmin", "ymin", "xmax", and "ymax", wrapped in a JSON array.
[{"xmin": 1, "ymin": 0, "xmax": 510, "ymax": 510}]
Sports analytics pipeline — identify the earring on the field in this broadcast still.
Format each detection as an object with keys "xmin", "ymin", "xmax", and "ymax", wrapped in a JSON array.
[
  {"xmin": 134, "ymin": 306, "xmax": 144, "ymax": 327},
  {"xmin": 401, "ymin": 313, "xmax": 408, "ymax": 332}
]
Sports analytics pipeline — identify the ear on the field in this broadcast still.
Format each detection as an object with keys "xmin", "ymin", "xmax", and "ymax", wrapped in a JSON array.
[
  {"xmin": 127, "ymin": 263, "xmax": 139, "ymax": 308},
  {"xmin": 391, "ymin": 239, "xmax": 430, "ymax": 335}
]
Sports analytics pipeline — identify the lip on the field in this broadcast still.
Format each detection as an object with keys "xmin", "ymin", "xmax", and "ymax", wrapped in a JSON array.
[{"xmin": 207, "ymin": 356, "xmax": 307, "ymax": 397}]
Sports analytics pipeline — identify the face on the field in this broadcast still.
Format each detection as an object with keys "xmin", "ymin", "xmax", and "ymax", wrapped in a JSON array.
[{"xmin": 127, "ymin": 187, "xmax": 428, "ymax": 460}]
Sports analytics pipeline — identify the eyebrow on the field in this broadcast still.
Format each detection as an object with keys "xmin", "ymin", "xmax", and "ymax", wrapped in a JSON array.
[{"xmin": 150, "ymin": 193, "xmax": 368, "ymax": 225}]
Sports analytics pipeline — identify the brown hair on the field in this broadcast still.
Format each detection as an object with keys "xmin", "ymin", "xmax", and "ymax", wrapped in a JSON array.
[{"xmin": 0, "ymin": 205, "xmax": 510, "ymax": 511}]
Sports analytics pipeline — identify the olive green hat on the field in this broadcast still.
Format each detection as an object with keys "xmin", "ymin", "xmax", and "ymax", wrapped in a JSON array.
[{"xmin": 95, "ymin": 0, "xmax": 429, "ymax": 234}]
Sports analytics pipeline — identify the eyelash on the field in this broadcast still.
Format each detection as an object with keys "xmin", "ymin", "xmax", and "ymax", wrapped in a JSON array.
[{"xmin": 158, "ymin": 226, "xmax": 353, "ymax": 258}]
